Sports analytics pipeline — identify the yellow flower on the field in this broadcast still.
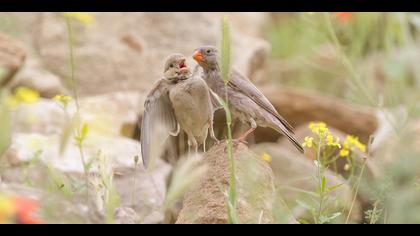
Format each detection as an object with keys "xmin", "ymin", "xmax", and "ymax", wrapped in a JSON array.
[
  {"xmin": 261, "ymin": 152, "xmax": 272, "ymax": 163},
  {"xmin": 340, "ymin": 149, "xmax": 349, "ymax": 157},
  {"xmin": 63, "ymin": 12, "xmax": 95, "ymax": 25},
  {"xmin": 302, "ymin": 136, "xmax": 314, "ymax": 148},
  {"xmin": 343, "ymin": 135, "xmax": 366, "ymax": 153},
  {"xmin": 309, "ymin": 122, "xmax": 329, "ymax": 138},
  {"xmin": 7, "ymin": 87, "xmax": 40, "ymax": 108},
  {"xmin": 0, "ymin": 195, "xmax": 15, "ymax": 224},
  {"xmin": 326, "ymin": 135, "xmax": 341, "ymax": 148},
  {"xmin": 53, "ymin": 95, "xmax": 72, "ymax": 107}
]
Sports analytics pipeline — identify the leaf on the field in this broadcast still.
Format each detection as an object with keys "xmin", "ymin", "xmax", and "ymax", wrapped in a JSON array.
[
  {"xmin": 46, "ymin": 163, "xmax": 74, "ymax": 197},
  {"xmin": 80, "ymin": 123, "xmax": 89, "ymax": 140},
  {"xmin": 319, "ymin": 212, "xmax": 342, "ymax": 224},
  {"xmin": 298, "ymin": 219, "xmax": 310, "ymax": 224},
  {"xmin": 296, "ymin": 199, "xmax": 316, "ymax": 213},
  {"xmin": 59, "ymin": 119, "xmax": 73, "ymax": 155},
  {"xmin": 326, "ymin": 183, "xmax": 344, "ymax": 193},
  {"xmin": 321, "ymin": 176, "xmax": 327, "ymax": 193}
]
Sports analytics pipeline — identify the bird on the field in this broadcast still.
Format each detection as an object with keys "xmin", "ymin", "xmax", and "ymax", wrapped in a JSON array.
[
  {"xmin": 192, "ymin": 46, "xmax": 304, "ymax": 153},
  {"xmin": 140, "ymin": 53, "xmax": 220, "ymax": 167}
]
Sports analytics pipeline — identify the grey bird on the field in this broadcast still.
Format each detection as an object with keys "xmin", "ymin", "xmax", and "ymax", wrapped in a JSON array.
[
  {"xmin": 140, "ymin": 53, "xmax": 220, "ymax": 167},
  {"xmin": 192, "ymin": 46, "xmax": 304, "ymax": 153}
]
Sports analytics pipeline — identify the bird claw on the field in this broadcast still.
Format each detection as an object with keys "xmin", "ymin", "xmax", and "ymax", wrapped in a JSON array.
[
  {"xmin": 213, "ymin": 139, "xmax": 222, "ymax": 145},
  {"xmin": 223, "ymin": 139, "xmax": 248, "ymax": 152},
  {"xmin": 232, "ymin": 139, "xmax": 248, "ymax": 145}
]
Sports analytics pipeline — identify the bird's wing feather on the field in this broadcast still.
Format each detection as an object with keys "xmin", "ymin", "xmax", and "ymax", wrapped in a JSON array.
[
  {"xmin": 140, "ymin": 78, "xmax": 179, "ymax": 168},
  {"xmin": 193, "ymin": 64, "xmax": 223, "ymax": 112},
  {"xmin": 228, "ymin": 69, "xmax": 295, "ymax": 133},
  {"xmin": 209, "ymin": 90, "xmax": 223, "ymax": 112}
]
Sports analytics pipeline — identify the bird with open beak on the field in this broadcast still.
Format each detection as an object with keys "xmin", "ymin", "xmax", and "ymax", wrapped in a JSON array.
[
  {"xmin": 193, "ymin": 46, "xmax": 304, "ymax": 153},
  {"xmin": 140, "ymin": 53, "xmax": 220, "ymax": 168}
]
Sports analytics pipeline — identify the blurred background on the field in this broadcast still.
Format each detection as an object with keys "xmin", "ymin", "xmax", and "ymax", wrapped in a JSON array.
[{"xmin": 0, "ymin": 13, "xmax": 419, "ymax": 224}]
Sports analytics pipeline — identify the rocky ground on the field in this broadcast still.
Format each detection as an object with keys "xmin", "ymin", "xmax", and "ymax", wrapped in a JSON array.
[{"xmin": 1, "ymin": 13, "xmax": 414, "ymax": 224}]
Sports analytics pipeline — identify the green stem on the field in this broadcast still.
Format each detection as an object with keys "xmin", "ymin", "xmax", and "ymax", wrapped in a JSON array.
[
  {"xmin": 316, "ymin": 140, "xmax": 324, "ymax": 224},
  {"xmin": 221, "ymin": 16, "xmax": 238, "ymax": 224},
  {"xmin": 65, "ymin": 16, "xmax": 90, "ymax": 208},
  {"xmin": 345, "ymin": 157, "xmax": 367, "ymax": 224}
]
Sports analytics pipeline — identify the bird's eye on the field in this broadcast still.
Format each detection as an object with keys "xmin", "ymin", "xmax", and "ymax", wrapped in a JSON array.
[
  {"xmin": 169, "ymin": 64, "xmax": 174, "ymax": 68},
  {"xmin": 206, "ymin": 49, "xmax": 211, "ymax": 54}
]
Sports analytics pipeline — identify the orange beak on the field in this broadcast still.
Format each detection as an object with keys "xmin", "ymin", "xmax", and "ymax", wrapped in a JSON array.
[{"xmin": 193, "ymin": 50, "xmax": 204, "ymax": 62}]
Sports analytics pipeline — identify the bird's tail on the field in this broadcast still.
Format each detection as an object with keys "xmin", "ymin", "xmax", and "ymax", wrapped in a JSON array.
[{"xmin": 272, "ymin": 122, "xmax": 304, "ymax": 154}]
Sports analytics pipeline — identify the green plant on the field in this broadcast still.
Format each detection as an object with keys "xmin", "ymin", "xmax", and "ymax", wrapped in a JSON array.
[
  {"xmin": 91, "ymin": 150, "xmax": 120, "ymax": 224},
  {"xmin": 64, "ymin": 13, "xmax": 93, "ymax": 212},
  {"xmin": 220, "ymin": 16, "xmax": 238, "ymax": 224},
  {"xmin": 302, "ymin": 122, "xmax": 367, "ymax": 224}
]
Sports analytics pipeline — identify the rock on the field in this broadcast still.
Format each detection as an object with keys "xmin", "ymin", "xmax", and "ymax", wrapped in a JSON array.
[
  {"xmin": 33, "ymin": 13, "xmax": 271, "ymax": 96},
  {"xmin": 0, "ymin": 33, "xmax": 26, "ymax": 87},
  {"xmin": 9, "ymin": 57, "xmax": 68, "ymax": 98},
  {"xmin": 4, "ymin": 132, "xmax": 142, "ymax": 173},
  {"xmin": 10, "ymin": 99, "xmax": 66, "ymax": 135},
  {"xmin": 10, "ymin": 92, "xmax": 143, "ymax": 137},
  {"xmin": 251, "ymin": 143, "xmax": 362, "ymax": 223},
  {"xmin": 3, "ymin": 93, "xmax": 171, "ymax": 224},
  {"xmin": 114, "ymin": 207, "xmax": 140, "ymax": 224},
  {"xmin": 225, "ymin": 13, "xmax": 271, "ymax": 38},
  {"xmin": 253, "ymin": 86, "xmax": 378, "ymax": 145},
  {"xmin": 2, "ymin": 131, "xmax": 172, "ymax": 224},
  {"xmin": 176, "ymin": 142, "xmax": 275, "ymax": 224}
]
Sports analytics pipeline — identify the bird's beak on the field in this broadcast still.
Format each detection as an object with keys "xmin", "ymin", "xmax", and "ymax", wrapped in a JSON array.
[{"xmin": 193, "ymin": 50, "xmax": 204, "ymax": 62}]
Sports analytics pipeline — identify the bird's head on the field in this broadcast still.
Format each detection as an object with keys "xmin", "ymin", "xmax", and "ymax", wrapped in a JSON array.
[
  {"xmin": 192, "ymin": 46, "xmax": 218, "ymax": 70},
  {"xmin": 164, "ymin": 53, "xmax": 190, "ymax": 80}
]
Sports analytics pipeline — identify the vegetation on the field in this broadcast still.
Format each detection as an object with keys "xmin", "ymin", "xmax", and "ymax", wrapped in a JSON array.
[{"xmin": 0, "ymin": 12, "xmax": 419, "ymax": 224}]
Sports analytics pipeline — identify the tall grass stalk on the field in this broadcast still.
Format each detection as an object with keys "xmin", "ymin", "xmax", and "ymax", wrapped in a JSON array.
[
  {"xmin": 323, "ymin": 13, "xmax": 376, "ymax": 106},
  {"xmin": 323, "ymin": 13, "xmax": 400, "ymax": 133},
  {"xmin": 315, "ymin": 140, "xmax": 325, "ymax": 224},
  {"xmin": 221, "ymin": 16, "xmax": 238, "ymax": 224},
  {"xmin": 345, "ymin": 136, "xmax": 374, "ymax": 224},
  {"xmin": 64, "ymin": 16, "xmax": 90, "ymax": 207}
]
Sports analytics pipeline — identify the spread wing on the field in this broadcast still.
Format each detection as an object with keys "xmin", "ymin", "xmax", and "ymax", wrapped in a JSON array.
[
  {"xmin": 228, "ymin": 68, "xmax": 295, "ymax": 134},
  {"xmin": 140, "ymin": 78, "xmax": 179, "ymax": 168}
]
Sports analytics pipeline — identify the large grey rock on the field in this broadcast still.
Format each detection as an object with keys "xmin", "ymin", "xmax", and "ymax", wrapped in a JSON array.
[
  {"xmin": 34, "ymin": 13, "xmax": 271, "ymax": 96},
  {"xmin": 0, "ymin": 32, "xmax": 26, "ymax": 87},
  {"xmin": 10, "ymin": 57, "xmax": 68, "ymax": 98},
  {"xmin": 10, "ymin": 92, "xmax": 143, "ymax": 137}
]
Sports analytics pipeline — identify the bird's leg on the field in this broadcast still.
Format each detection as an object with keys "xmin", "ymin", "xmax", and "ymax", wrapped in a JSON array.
[
  {"xmin": 209, "ymin": 119, "xmax": 220, "ymax": 145},
  {"xmin": 237, "ymin": 127, "xmax": 256, "ymax": 141},
  {"xmin": 234, "ymin": 118, "xmax": 257, "ymax": 145},
  {"xmin": 186, "ymin": 130, "xmax": 198, "ymax": 155},
  {"xmin": 192, "ymin": 140, "xmax": 198, "ymax": 154},
  {"xmin": 187, "ymin": 140, "xmax": 191, "ymax": 156}
]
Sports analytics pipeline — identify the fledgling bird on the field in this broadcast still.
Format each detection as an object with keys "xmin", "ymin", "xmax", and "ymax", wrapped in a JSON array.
[
  {"xmin": 192, "ymin": 46, "xmax": 304, "ymax": 153},
  {"xmin": 140, "ymin": 53, "xmax": 220, "ymax": 168}
]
